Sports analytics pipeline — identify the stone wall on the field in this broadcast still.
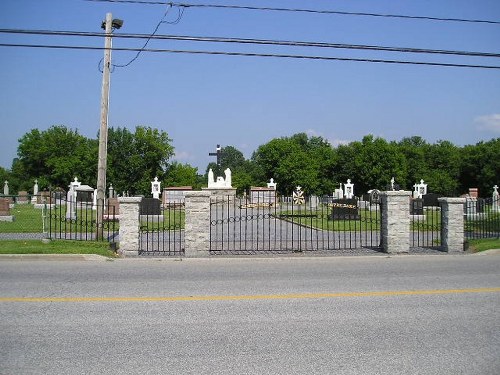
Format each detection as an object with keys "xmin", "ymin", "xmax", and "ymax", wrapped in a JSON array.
[{"xmin": 184, "ymin": 191, "xmax": 211, "ymax": 257}]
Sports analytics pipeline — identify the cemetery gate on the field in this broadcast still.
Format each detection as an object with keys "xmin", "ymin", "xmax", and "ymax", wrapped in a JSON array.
[
  {"xmin": 139, "ymin": 198, "xmax": 185, "ymax": 256},
  {"xmin": 209, "ymin": 194, "xmax": 382, "ymax": 254}
]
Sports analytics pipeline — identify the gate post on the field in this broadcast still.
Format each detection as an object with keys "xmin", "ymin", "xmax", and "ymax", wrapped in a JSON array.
[
  {"xmin": 381, "ymin": 191, "xmax": 411, "ymax": 254},
  {"xmin": 184, "ymin": 191, "xmax": 211, "ymax": 257},
  {"xmin": 118, "ymin": 197, "xmax": 142, "ymax": 257},
  {"xmin": 438, "ymin": 197, "xmax": 466, "ymax": 253}
]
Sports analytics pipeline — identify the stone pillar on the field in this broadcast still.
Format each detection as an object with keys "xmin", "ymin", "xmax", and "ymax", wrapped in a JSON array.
[
  {"xmin": 184, "ymin": 191, "xmax": 211, "ymax": 257},
  {"xmin": 118, "ymin": 197, "xmax": 142, "ymax": 257},
  {"xmin": 439, "ymin": 197, "xmax": 466, "ymax": 253},
  {"xmin": 381, "ymin": 191, "xmax": 411, "ymax": 254}
]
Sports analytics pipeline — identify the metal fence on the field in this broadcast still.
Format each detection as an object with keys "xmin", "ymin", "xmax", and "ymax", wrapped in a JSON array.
[
  {"xmin": 210, "ymin": 195, "xmax": 381, "ymax": 254},
  {"xmin": 48, "ymin": 196, "xmax": 118, "ymax": 242},
  {"xmin": 139, "ymin": 203, "xmax": 185, "ymax": 256},
  {"xmin": 464, "ymin": 197, "xmax": 500, "ymax": 240},
  {"xmin": 410, "ymin": 205, "xmax": 442, "ymax": 250}
]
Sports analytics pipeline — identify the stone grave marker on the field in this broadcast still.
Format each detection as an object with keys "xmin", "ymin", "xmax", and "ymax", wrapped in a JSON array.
[
  {"xmin": 140, "ymin": 198, "xmax": 161, "ymax": 215},
  {"xmin": 329, "ymin": 198, "xmax": 359, "ymax": 220},
  {"xmin": 0, "ymin": 198, "xmax": 14, "ymax": 222},
  {"xmin": 493, "ymin": 185, "xmax": 499, "ymax": 212},
  {"xmin": 17, "ymin": 191, "xmax": 29, "ymax": 204},
  {"xmin": 410, "ymin": 198, "xmax": 424, "ymax": 215},
  {"xmin": 423, "ymin": 193, "xmax": 440, "ymax": 207}
]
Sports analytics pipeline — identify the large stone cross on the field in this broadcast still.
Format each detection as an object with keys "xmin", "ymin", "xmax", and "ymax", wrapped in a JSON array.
[{"xmin": 208, "ymin": 144, "xmax": 224, "ymax": 167}]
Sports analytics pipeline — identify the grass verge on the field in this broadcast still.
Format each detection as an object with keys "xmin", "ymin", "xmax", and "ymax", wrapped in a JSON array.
[
  {"xmin": 0, "ymin": 240, "xmax": 117, "ymax": 257},
  {"xmin": 467, "ymin": 238, "xmax": 500, "ymax": 253}
]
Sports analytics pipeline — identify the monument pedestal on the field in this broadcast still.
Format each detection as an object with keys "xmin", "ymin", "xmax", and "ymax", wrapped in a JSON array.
[{"xmin": 202, "ymin": 188, "xmax": 237, "ymax": 201}]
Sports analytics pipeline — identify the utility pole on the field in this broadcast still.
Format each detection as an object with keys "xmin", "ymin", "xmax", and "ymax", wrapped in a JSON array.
[{"xmin": 96, "ymin": 13, "xmax": 113, "ymax": 240}]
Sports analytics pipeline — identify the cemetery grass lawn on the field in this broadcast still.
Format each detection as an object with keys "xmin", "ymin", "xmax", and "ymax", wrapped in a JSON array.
[
  {"xmin": 0, "ymin": 204, "xmax": 44, "ymax": 233},
  {"xmin": 0, "ymin": 204, "xmax": 118, "ymax": 234},
  {"xmin": 468, "ymin": 238, "xmax": 500, "ymax": 253},
  {"xmin": 0, "ymin": 240, "xmax": 117, "ymax": 257}
]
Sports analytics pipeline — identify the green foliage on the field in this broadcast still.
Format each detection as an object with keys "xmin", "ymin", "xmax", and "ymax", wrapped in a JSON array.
[
  {"xmin": 164, "ymin": 162, "xmax": 199, "ymax": 188},
  {"xmin": 334, "ymin": 135, "xmax": 407, "ymax": 194},
  {"xmin": 107, "ymin": 126, "xmax": 174, "ymax": 195},
  {"xmin": 460, "ymin": 138, "xmax": 500, "ymax": 196},
  {"xmin": 14, "ymin": 125, "xmax": 97, "ymax": 191},
  {"xmin": 251, "ymin": 133, "xmax": 335, "ymax": 195}
]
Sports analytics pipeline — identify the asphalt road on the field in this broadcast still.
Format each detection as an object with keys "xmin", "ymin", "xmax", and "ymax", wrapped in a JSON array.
[{"xmin": 0, "ymin": 254, "xmax": 499, "ymax": 375}]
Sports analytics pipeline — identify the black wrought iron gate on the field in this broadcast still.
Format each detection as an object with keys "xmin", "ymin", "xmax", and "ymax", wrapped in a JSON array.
[{"xmin": 209, "ymin": 195, "xmax": 381, "ymax": 254}]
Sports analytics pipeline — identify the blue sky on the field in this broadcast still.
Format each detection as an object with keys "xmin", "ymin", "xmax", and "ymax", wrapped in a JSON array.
[{"xmin": 1, "ymin": 0, "xmax": 499, "ymax": 173}]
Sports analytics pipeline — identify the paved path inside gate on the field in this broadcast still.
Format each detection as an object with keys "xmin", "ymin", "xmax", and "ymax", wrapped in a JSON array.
[{"xmin": 210, "ymin": 204, "xmax": 381, "ymax": 253}]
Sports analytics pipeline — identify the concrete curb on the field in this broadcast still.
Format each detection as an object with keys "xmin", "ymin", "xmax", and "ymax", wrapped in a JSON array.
[
  {"xmin": 0, "ymin": 254, "xmax": 112, "ymax": 261},
  {"xmin": 471, "ymin": 248, "xmax": 500, "ymax": 256}
]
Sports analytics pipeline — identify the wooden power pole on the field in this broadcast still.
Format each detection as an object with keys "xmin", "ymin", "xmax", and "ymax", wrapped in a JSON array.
[{"xmin": 96, "ymin": 13, "xmax": 113, "ymax": 240}]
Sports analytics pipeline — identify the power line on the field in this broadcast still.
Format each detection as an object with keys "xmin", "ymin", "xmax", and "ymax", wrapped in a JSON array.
[
  {"xmin": 1, "ymin": 29, "xmax": 499, "ymax": 59},
  {"xmin": 84, "ymin": 0, "xmax": 500, "ymax": 25},
  {"xmin": 1, "ymin": 43, "xmax": 500, "ymax": 70}
]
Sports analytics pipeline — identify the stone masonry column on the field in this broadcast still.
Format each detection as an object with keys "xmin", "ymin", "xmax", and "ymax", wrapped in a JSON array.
[
  {"xmin": 438, "ymin": 197, "xmax": 466, "ymax": 253},
  {"xmin": 184, "ymin": 191, "xmax": 211, "ymax": 257},
  {"xmin": 381, "ymin": 191, "xmax": 411, "ymax": 254},
  {"xmin": 118, "ymin": 197, "xmax": 142, "ymax": 257}
]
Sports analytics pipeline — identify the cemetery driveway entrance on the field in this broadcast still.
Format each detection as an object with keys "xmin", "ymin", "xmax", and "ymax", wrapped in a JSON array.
[{"xmin": 209, "ymin": 196, "xmax": 382, "ymax": 254}]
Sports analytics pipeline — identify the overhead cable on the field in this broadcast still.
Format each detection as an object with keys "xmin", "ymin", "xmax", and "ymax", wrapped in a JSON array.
[
  {"xmin": 1, "ymin": 29, "xmax": 499, "ymax": 59},
  {"xmin": 1, "ymin": 43, "xmax": 499, "ymax": 70},
  {"xmin": 83, "ymin": 0, "xmax": 500, "ymax": 25}
]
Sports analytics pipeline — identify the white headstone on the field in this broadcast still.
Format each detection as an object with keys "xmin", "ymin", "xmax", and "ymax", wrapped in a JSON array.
[
  {"xmin": 4, "ymin": 181, "xmax": 9, "ymax": 196},
  {"xmin": 65, "ymin": 184, "xmax": 77, "ymax": 220},
  {"xmin": 390, "ymin": 177, "xmax": 395, "ymax": 191},
  {"xmin": 109, "ymin": 184, "xmax": 114, "ymax": 199},
  {"xmin": 267, "ymin": 178, "xmax": 277, "ymax": 190},
  {"xmin": 208, "ymin": 169, "xmax": 215, "ymax": 186},
  {"xmin": 493, "ymin": 185, "xmax": 499, "ymax": 212},
  {"xmin": 414, "ymin": 179, "xmax": 427, "ymax": 199},
  {"xmin": 151, "ymin": 177, "xmax": 161, "ymax": 199},
  {"xmin": 31, "ymin": 179, "xmax": 39, "ymax": 204},
  {"xmin": 344, "ymin": 179, "xmax": 354, "ymax": 199}
]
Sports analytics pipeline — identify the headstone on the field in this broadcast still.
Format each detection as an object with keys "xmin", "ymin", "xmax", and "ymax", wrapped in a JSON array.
[
  {"xmin": 31, "ymin": 179, "xmax": 39, "ymax": 204},
  {"xmin": 333, "ymin": 183, "xmax": 343, "ymax": 200},
  {"xmin": 140, "ymin": 198, "xmax": 161, "ymax": 215},
  {"xmin": 250, "ymin": 187, "xmax": 277, "ymax": 205},
  {"xmin": 17, "ymin": 191, "xmax": 29, "ymax": 204},
  {"xmin": 422, "ymin": 193, "xmax": 440, "ymax": 207},
  {"xmin": 65, "ymin": 187, "xmax": 77, "ymax": 220},
  {"xmin": 151, "ymin": 177, "xmax": 161, "ymax": 199},
  {"xmin": 410, "ymin": 199, "xmax": 424, "ymax": 215},
  {"xmin": 38, "ymin": 191, "xmax": 51, "ymax": 204},
  {"xmin": 109, "ymin": 184, "xmax": 115, "ymax": 199},
  {"xmin": 0, "ymin": 198, "xmax": 10, "ymax": 215},
  {"xmin": 105, "ymin": 197, "xmax": 120, "ymax": 220},
  {"xmin": 310, "ymin": 195, "xmax": 319, "ymax": 209},
  {"xmin": 330, "ymin": 198, "xmax": 359, "ymax": 220},
  {"xmin": 3, "ymin": 181, "xmax": 8, "ymax": 196},
  {"xmin": 267, "ymin": 178, "xmax": 277, "ymax": 190},
  {"xmin": 163, "ymin": 186, "xmax": 192, "ymax": 206},
  {"xmin": 0, "ymin": 198, "xmax": 14, "ymax": 222},
  {"xmin": 468, "ymin": 188, "xmax": 479, "ymax": 198},
  {"xmin": 413, "ymin": 179, "xmax": 427, "ymax": 199},
  {"xmin": 493, "ymin": 185, "xmax": 499, "ymax": 212},
  {"xmin": 344, "ymin": 179, "xmax": 354, "ymax": 199}
]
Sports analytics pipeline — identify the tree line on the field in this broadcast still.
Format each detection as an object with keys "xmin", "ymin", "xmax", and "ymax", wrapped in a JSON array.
[{"xmin": 1, "ymin": 125, "xmax": 498, "ymax": 198}]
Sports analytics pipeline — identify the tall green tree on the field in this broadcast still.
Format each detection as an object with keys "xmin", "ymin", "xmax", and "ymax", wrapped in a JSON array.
[
  {"xmin": 334, "ymin": 135, "xmax": 407, "ymax": 194},
  {"xmin": 14, "ymin": 125, "xmax": 97, "ymax": 191},
  {"xmin": 164, "ymin": 162, "xmax": 200, "ymax": 188},
  {"xmin": 251, "ymin": 133, "xmax": 335, "ymax": 195},
  {"xmin": 459, "ymin": 138, "xmax": 500, "ymax": 196},
  {"xmin": 107, "ymin": 126, "xmax": 174, "ymax": 195}
]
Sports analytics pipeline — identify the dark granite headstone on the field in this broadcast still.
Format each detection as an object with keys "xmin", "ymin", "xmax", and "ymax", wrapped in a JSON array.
[
  {"xmin": 329, "ymin": 198, "xmax": 359, "ymax": 220},
  {"xmin": 410, "ymin": 199, "xmax": 424, "ymax": 215},
  {"xmin": 140, "ymin": 198, "xmax": 161, "ymax": 215},
  {"xmin": 422, "ymin": 193, "xmax": 440, "ymax": 207}
]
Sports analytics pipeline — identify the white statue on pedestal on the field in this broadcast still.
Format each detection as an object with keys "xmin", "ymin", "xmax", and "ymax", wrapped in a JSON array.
[{"xmin": 208, "ymin": 168, "xmax": 232, "ymax": 188}]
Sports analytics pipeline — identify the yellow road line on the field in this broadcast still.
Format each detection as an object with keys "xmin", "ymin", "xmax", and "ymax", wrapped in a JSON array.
[{"xmin": 1, "ymin": 288, "xmax": 499, "ymax": 303}]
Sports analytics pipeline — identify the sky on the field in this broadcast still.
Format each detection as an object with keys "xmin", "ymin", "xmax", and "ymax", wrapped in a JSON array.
[{"xmin": 1, "ymin": 0, "xmax": 499, "ymax": 174}]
